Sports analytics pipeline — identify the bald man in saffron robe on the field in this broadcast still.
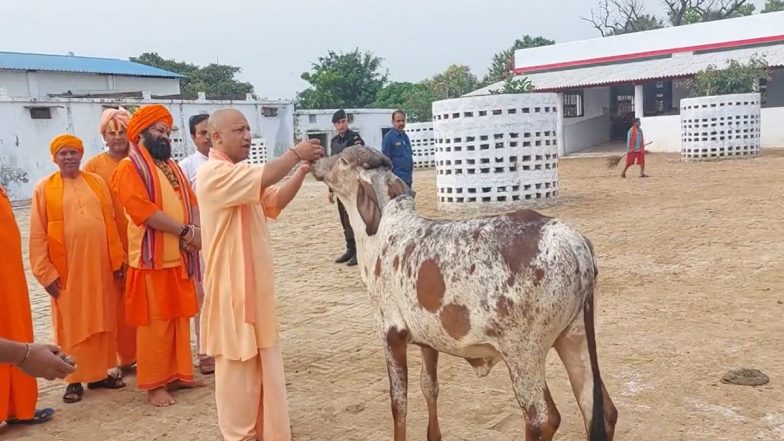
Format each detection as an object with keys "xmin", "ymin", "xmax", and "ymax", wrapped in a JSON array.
[
  {"xmin": 29, "ymin": 134, "xmax": 126, "ymax": 404},
  {"xmin": 1, "ymin": 184, "xmax": 56, "ymax": 425},
  {"xmin": 83, "ymin": 107, "xmax": 136, "ymax": 372},
  {"xmin": 197, "ymin": 109, "xmax": 324, "ymax": 441},
  {"xmin": 112, "ymin": 104, "xmax": 202, "ymax": 407}
]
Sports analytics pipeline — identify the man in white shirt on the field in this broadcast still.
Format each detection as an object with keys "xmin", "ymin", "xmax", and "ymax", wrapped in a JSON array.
[{"xmin": 177, "ymin": 113, "xmax": 214, "ymax": 375}]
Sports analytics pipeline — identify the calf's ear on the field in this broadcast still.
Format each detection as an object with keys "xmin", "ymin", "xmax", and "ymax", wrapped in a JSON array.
[
  {"xmin": 356, "ymin": 178, "xmax": 381, "ymax": 235},
  {"xmin": 387, "ymin": 177, "xmax": 407, "ymax": 199}
]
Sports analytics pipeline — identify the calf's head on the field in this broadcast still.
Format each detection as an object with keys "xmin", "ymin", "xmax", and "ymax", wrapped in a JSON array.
[{"xmin": 312, "ymin": 145, "xmax": 409, "ymax": 235}]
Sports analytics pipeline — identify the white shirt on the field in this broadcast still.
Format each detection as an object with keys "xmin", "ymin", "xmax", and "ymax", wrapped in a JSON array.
[{"xmin": 178, "ymin": 150, "xmax": 209, "ymax": 190}]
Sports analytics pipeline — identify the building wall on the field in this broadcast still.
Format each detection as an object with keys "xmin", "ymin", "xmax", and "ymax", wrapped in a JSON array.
[
  {"xmin": 563, "ymin": 87, "xmax": 611, "ymax": 154},
  {"xmin": 0, "ymin": 70, "xmax": 181, "ymax": 97},
  {"xmin": 0, "ymin": 97, "xmax": 293, "ymax": 201},
  {"xmin": 641, "ymin": 106, "xmax": 784, "ymax": 153},
  {"xmin": 294, "ymin": 109, "xmax": 395, "ymax": 154}
]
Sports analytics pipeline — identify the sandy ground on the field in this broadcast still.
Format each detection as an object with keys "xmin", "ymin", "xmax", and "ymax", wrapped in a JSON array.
[{"xmin": 2, "ymin": 150, "xmax": 783, "ymax": 441}]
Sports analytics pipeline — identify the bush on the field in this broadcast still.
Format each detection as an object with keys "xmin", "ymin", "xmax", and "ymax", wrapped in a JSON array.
[{"xmin": 689, "ymin": 56, "xmax": 769, "ymax": 97}]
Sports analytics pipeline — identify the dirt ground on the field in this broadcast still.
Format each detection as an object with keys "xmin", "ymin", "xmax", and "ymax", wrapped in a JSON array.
[{"xmin": 2, "ymin": 150, "xmax": 783, "ymax": 441}]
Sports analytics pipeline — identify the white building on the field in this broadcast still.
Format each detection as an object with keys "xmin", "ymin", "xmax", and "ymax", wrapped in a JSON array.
[
  {"xmin": 0, "ymin": 51, "xmax": 183, "ymax": 98},
  {"xmin": 0, "ymin": 95, "xmax": 294, "ymax": 201},
  {"xmin": 294, "ymin": 108, "xmax": 396, "ymax": 154},
  {"xmin": 470, "ymin": 12, "xmax": 784, "ymax": 155}
]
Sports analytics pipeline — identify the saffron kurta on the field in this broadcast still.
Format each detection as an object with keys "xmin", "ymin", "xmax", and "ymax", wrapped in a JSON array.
[
  {"xmin": 83, "ymin": 152, "xmax": 136, "ymax": 366},
  {"xmin": 0, "ymin": 185, "xmax": 37, "ymax": 421},
  {"xmin": 197, "ymin": 150, "xmax": 291, "ymax": 441},
  {"xmin": 196, "ymin": 153, "xmax": 284, "ymax": 360},
  {"xmin": 29, "ymin": 174, "xmax": 123, "ymax": 384},
  {"xmin": 112, "ymin": 158, "xmax": 198, "ymax": 390}
]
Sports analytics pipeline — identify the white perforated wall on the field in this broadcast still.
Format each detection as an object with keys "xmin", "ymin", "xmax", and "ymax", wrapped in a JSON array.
[
  {"xmin": 432, "ymin": 93, "xmax": 560, "ymax": 209},
  {"xmin": 406, "ymin": 122, "xmax": 436, "ymax": 168},
  {"xmin": 247, "ymin": 138, "xmax": 268, "ymax": 164},
  {"xmin": 680, "ymin": 93, "xmax": 761, "ymax": 161},
  {"xmin": 170, "ymin": 136, "xmax": 187, "ymax": 162}
]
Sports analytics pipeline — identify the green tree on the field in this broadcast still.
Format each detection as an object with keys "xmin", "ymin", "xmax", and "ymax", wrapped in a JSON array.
[
  {"xmin": 762, "ymin": 0, "xmax": 784, "ymax": 12},
  {"xmin": 489, "ymin": 76, "xmax": 535, "ymax": 94},
  {"xmin": 130, "ymin": 53, "xmax": 254, "ymax": 99},
  {"xmin": 689, "ymin": 57, "xmax": 769, "ymax": 96},
  {"xmin": 426, "ymin": 64, "xmax": 479, "ymax": 100},
  {"xmin": 665, "ymin": 0, "xmax": 754, "ymax": 26},
  {"xmin": 297, "ymin": 49, "xmax": 388, "ymax": 109},
  {"xmin": 483, "ymin": 35, "xmax": 555, "ymax": 86},
  {"xmin": 373, "ymin": 82, "xmax": 435, "ymax": 122}
]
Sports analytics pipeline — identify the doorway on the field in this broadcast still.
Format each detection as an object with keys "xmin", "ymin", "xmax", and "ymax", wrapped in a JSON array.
[
  {"xmin": 610, "ymin": 85, "xmax": 635, "ymax": 141},
  {"xmin": 307, "ymin": 131, "xmax": 330, "ymax": 154}
]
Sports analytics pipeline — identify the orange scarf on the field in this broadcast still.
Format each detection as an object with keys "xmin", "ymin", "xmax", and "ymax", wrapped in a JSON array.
[
  {"xmin": 207, "ymin": 149, "xmax": 258, "ymax": 323},
  {"xmin": 43, "ymin": 171, "xmax": 124, "ymax": 286}
]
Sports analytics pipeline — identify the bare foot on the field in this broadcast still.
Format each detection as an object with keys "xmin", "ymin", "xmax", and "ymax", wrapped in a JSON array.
[
  {"xmin": 147, "ymin": 387, "xmax": 176, "ymax": 407},
  {"xmin": 167, "ymin": 379, "xmax": 205, "ymax": 391}
]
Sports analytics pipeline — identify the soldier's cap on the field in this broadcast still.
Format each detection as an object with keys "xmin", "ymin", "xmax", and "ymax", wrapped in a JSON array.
[{"xmin": 332, "ymin": 109, "xmax": 346, "ymax": 123}]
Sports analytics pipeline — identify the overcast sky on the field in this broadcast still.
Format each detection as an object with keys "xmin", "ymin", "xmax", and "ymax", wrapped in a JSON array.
[{"xmin": 1, "ymin": 0, "xmax": 769, "ymax": 100}]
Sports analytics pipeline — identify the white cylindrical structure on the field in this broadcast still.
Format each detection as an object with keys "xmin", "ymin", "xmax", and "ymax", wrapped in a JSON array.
[
  {"xmin": 432, "ymin": 93, "xmax": 560, "ymax": 210},
  {"xmin": 406, "ymin": 122, "xmax": 435, "ymax": 168},
  {"xmin": 680, "ymin": 93, "xmax": 761, "ymax": 161}
]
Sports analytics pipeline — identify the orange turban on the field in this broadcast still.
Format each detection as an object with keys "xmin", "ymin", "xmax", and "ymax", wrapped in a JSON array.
[
  {"xmin": 126, "ymin": 104, "xmax": 173, "ymax": 144},
  {"xmin": 50, "ymin": 134, "xmax": 84, "ymax": 161},
  {"xmin": 99, "ymin": 107, "xmax": 131, "ymax": 135}
]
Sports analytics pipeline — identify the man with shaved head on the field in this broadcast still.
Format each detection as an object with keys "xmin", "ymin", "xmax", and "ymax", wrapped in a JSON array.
[{"xmin": 196, "ymin": 108, "xmax": 324, "ymax": 441}]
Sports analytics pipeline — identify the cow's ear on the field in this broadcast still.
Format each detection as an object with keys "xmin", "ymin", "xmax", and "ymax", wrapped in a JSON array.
[
  {"xmin": 387, "ymin": 176, "xmax": 407, "ymax": 199},
  {"xmin": 356, "ymin": 177, "xmax": 381, "ymax": 235}
]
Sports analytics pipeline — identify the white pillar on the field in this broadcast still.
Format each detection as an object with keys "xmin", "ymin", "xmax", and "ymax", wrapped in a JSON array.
[
  {"xmin": 634, "ymin": 84, "xmax": 644, "ymax": 119},
  {"xmin": 557, "ymin": 92, "xmax": 566, "ymax": 157}
]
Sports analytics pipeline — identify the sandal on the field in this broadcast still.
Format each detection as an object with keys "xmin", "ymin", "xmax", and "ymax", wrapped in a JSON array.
[
  {"xmin": 63, "ymin": 383, "xmax": 83, "ymax": 403},
  {"xmin": 87, "ymin": 374, "xmax": 126, "ymax": 390},
  {"xmin": 199, "ymin": 357, "xmax": 215, "ymax": 375},
  {"xmin": 5, "ymin": 408, "xmax": 55, "ymax": 425}
]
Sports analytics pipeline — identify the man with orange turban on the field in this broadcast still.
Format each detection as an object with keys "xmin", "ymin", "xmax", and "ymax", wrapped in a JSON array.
[
  {"xmin": 1, "ymin": 183, "xmax": 57, "ymax": 425},
  {"xmin": 112, "ymin": 104, "xmax": 202, "ymax": 407},
  {"xmin": 29, "ymin": 134, "xmax": 126, "ymax": 404},
  {"xmin": 83, "ymin": 107, "xmax": 136, "ymax": 375}
]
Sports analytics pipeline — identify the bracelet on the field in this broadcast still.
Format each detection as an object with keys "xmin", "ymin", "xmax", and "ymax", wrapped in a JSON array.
[
  {"xmin": 183, "ymin": 227, "xmax": 196, "ymax": 245},
  {"xmin": 289, "ymin": 148, "xmax": 303, "ymax": 161},
  {"xmin": 16, "ymin": 343, "xmax": 31, "ymax": 367}
]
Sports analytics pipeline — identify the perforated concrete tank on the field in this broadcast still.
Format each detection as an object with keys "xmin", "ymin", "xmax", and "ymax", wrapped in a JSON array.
[
  {"xmin": 432, "ymin": 93, "xmax": 560, "ymax": 209},
  {"xmin": 406, "ymin": 122, "xmax": 435, "ymax": 168},
  {"xmin": 680, "ymin": 93, "xmax": 761, "ymax": 161}
]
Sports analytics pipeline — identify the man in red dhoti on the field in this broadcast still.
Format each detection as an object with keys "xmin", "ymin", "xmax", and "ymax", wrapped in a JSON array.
[{"xmin": 622, "ymin": 118, "xmax": 649, "ymax": 178}]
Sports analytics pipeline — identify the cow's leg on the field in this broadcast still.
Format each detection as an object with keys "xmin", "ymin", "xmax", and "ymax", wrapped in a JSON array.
[
  {"xmin": 554, "ymin": 318, "xmax": 618, "ymax": 441},
  {"xmin": 504, "ymin": 350, "xmax": 560, "ymax": 441},
  {"xmin": 384, "ymin": 326, "xmax": 409, "ymax": 441},
  {"xmin": 419, "ymin": 345, "xmax": 442, "ymax": 441}
]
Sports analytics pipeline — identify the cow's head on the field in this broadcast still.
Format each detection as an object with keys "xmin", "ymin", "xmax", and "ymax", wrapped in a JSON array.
[{"xmin": 312, "ymin": 145, "xmax": 410, "ymax": 235}]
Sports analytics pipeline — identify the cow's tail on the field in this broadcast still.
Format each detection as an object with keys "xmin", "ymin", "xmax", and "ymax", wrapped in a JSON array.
[{"xmin": 582, "ymin": 237, "xmax": 609, "ymax": 441}]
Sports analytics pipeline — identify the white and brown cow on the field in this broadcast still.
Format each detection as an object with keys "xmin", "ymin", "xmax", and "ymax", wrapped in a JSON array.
[{"xmin": 312, "ymin": 146, "xmax": 617, "ymax": 441}]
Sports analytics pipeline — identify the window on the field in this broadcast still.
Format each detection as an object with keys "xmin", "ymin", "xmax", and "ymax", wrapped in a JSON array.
[
  {"xmin": 308, "ymin": 114, "xmax": 317, "ymax": 124},
  {"xmin": 261, "ymin": 106, "xmax": 278, "ymax": 117},
  {"xmin": 29, "ymin": 107, "xmax": 52, "ymax": 119},
  {"xmin": 563, "ymin": 91, "xmax": 584, "ymax": 118},
  {"xmin": 347, "ymin": 113, "xmax": 355, "ymax": 123}
]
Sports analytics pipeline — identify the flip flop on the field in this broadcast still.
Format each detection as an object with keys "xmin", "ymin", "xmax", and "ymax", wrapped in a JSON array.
[
  {"xmin": 63, "ymin": 383, "xmax": 83, "ymax": 404},
  {"xmin": 5, "ymin": 408, "xmax": 55, "ymax": 425},
  {"xmin": 87, "ymin": 375, "xmax": 126, "ymax": 390}
]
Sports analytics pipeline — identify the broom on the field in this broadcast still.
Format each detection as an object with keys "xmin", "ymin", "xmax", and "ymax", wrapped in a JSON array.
[{"xmin": 606, "ymin": 141, "xmax": 652, "ymax": 169}]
